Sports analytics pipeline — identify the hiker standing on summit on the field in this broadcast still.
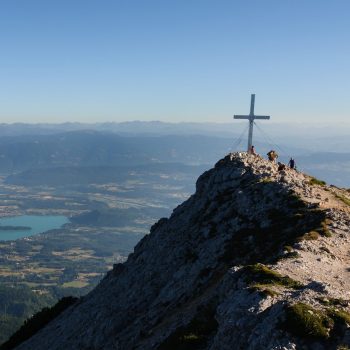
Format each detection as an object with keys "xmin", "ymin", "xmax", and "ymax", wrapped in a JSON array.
[
  {"xmin": 249, "ymin": 145, "xmax": 256, "ymax": 155},
  {"xmin": 267, "ymin": 150, "xmax": 278, "ymax": 163},
  {"xmin": 288, "ymin": 157, "xmax": 296, "ymax": 169}
]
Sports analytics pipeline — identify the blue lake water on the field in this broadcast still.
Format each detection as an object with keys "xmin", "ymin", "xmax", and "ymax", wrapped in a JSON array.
[{"xmin": 0, "ymin": 215, "xmax": 69, "ymax": 241}]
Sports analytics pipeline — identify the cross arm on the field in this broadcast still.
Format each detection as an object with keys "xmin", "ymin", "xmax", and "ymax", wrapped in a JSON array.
[
  {"xmin": 254, "ymin": 116, "xmax": 270, "ymax": 120},
  {"xmin": 233, "ymin": 115, "xmax": 250, "ymax": 119}
]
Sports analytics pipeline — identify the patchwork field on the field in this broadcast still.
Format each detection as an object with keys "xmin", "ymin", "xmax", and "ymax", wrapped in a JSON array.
[{"xmin": 0, "ymin": 164, "xmax": 204, "ymax": 344}]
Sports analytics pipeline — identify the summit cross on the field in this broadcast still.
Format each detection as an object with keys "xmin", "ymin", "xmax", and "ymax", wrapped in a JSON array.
[{"xmin": 233, "ymin": 94, "xmax": 270, "ymax": 152}]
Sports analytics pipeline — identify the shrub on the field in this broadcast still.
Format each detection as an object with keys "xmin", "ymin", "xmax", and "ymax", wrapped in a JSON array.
[
  {"xmin": 317, "ymin": 297, "xmax": 349, "ymax": 307},
  {"xmin": 284, "ymin": 302, "xmax": 333, "ymax": 339},
  {"xmin": 283, "ymin": 246, "xmax": 293, "ymax": 253},
  {"xmin": 316, "ymin": 220, "xmax": 332, "ymax": 237},
  {"xmin": 249, "ymin": 283, "xmax": 279, "ymax": 297},
  {"xmin": 309, "ymin": 177, "xmax": 326, "ymax": 186},
  {"xmin": 335, "ymin": 194, "xmax": 350, "ymax": 206},
  {"xmin": 260, "ymin": 177, "xmax": 272, "ymax": 183},
  {"xmin": 299, "ymin": 231, "xmax": 320, "ymax": 241},
  {"xmin": 283, "ymin": 251, "xmax": 300, "ymax": 259},
  {"xmin": 244, "ymin": 263, "xmax": 302, "ymax": 289},
  {"xmin": 327, "ymin": 308, "xmax": 350, "ymax": 325}
]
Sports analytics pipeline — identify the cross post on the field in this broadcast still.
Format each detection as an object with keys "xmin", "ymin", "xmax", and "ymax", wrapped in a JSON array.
[{"xmin": 233, "ymin": 94, "xmax": 270, "ymax": 152}]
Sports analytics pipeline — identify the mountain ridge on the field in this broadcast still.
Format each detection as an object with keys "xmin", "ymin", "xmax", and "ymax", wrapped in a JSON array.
[{"xmin": 9, "ymin": 153, "xmax": 350, "ymax": 350}]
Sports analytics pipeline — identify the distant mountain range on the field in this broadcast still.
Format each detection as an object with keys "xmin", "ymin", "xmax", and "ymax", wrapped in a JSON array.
[
  {"xmin": 0, "ymin": 124, "xmax": 348, "ymax": 187},
  {"xmin": 0, "ymin": 131, "xmax": 232, "ymax": 172},
  {"xmin": 0, "ymin": 121, "xmax": 349, "ymax": 152}
]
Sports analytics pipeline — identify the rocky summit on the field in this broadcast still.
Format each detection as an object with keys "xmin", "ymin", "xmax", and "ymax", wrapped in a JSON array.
[{"xmin": 14, "ymin": 153, "xmax": 350, "ymax": 350}]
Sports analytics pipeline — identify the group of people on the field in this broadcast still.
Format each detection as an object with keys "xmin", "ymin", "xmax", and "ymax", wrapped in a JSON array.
[{"xmin": 248, "ymin": 145, "xmax": 296, "ymax": 170}]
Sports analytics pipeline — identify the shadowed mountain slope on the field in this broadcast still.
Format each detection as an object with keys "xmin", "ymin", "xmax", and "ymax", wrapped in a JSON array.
[{"xmin": 8, "ymin": 153, "xmax": 350, "ymax": 350}]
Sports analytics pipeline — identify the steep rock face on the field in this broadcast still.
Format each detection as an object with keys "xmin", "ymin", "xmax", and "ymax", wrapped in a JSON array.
[{"xmin": 17, "ymin": 153, "xmax": 350, "ymax": 350}]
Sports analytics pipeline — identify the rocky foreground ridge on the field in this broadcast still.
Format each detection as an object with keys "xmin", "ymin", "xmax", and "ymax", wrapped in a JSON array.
[{"xmin": 15, "ymin": 153, "xmax": 350, "ymax": 349}]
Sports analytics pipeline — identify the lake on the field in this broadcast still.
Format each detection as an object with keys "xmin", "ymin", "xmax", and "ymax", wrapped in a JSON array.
[{"xmin": 0, "ymin": 215, "xmax": 69, "ymax": 241}]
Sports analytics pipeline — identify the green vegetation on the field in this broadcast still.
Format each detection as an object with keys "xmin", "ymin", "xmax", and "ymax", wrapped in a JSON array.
[
  {"xmin": 282, "ymin": 245, "xmax": 300, "ymax": 259},
  {"xmin": 309, "ymin": 177, "xmax": 326, "ymax": 186},
  {"xmin": 249, "ymin": 283, "xmax": 279, "ymax": 297},
  {"xmin": 283, "ymin": 302, "xmax": 350, "ymax": 347},
  {"xmin": 326, "ymin": 308, "xmax": 350, "ymax": 325},
  {"xmin": 244, "ymin": 263, "xmax": 302, "ymax": 290},
  {"xmin": 317, "ymin": 297, "xmax": 349, "ymax": 307},
  {"xmin": 0, "ymin": 315, "xmax": 23, "ymax": 348},
  {"xmin": 334, "ymin": 193, "xmax": 350, "ymax": 206},
  {"xmin": 283, "ymin": 245, "xmax": 293, "ymax": 253},
  {"xmin": 317, "ymin": 219, "xmax": 332, "ymax": 237},
  {"xmin": 158, "ymin": 304, "xmax": 218, "ymax": 350},
  {"xmin": 303, "ymin": 218, "xmax": 332, "ymax": 239},
  {"xmin": 298, "ymin": 230, "xmax": 320, "ymax": 241},
  {"xmin": 283, "ymin": 251, "xmax": 300, "ymax": 259},
  {"xmin": 260, "ymin": 177, "xmax": 272, "ymax": 183},
  {"xmin": 0, "ymin": 285, "xmax": 55, "ymax": 345},
  {"xmin": 0, "ymin": 296, "xmax": 78, "ymax": 350},
  {"xmin": 284, "ymin": 303, "xmax": 333, "ymax": 339}
]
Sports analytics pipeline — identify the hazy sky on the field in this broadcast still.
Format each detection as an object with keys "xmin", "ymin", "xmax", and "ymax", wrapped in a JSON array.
[{"xmin": 0, "ymin": 0, "xmax": 349, "ymax": 124}]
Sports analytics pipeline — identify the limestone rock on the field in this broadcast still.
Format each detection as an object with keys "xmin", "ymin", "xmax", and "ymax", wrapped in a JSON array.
[{"xmin": 15, "ymin": 153, "xmax": 350, "ymax": 350}]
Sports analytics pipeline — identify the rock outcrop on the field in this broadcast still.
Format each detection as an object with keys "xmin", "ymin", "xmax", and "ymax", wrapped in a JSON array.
[{"xmin": 15, "ymin": 153, "xmax": 350, "ymax": 349}]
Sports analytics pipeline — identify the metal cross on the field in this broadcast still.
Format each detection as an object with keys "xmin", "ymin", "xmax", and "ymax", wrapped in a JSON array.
[{"xmin": 233, "ymin": 94, "xmax": 270, "ymax": 152}]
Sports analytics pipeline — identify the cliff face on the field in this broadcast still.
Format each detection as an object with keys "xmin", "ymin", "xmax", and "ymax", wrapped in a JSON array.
[{"xmin": 17, "ymin": 153, "xmax": 350, "ymax": 350}]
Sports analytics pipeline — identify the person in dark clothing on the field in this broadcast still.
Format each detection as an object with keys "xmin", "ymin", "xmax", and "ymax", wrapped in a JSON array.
[{"xmin": 288, "ymin": 158, "xmax": 296, "ymax": 169}]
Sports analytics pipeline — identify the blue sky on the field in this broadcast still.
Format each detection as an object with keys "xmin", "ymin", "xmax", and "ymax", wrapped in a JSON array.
[{"xmin": 0, "ymin": 0, "xmax": 349, "ymax": 124}]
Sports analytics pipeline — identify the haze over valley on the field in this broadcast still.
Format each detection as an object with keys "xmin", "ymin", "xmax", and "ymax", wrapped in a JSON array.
[{"xmin": 0, "ymin": 124, "xmax": 207, "ymax": 343}]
